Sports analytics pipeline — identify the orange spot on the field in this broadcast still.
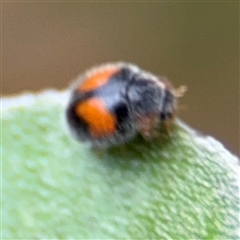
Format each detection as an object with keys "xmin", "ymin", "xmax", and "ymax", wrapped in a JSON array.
[
  {"xmin": 79, "ymin": 68, "xmax": 118, "ymax": 92},
  {"xmin": 75, "ymin": 98, "xmax": 116, "ymax": 137}
]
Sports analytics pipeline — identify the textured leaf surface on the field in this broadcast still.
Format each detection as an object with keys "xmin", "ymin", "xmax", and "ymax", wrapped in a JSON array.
[{"xmin": 2, "ymin": 91, "xmax": 239, "ymax": 239}]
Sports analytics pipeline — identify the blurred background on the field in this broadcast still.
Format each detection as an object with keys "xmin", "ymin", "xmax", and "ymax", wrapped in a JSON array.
[{"xmin": 2, "ymin": 2, "xmax": 239, "ymax": 155}]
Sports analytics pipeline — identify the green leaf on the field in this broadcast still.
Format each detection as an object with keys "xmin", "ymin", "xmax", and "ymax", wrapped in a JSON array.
[{"xmin": 2, "ymin": 91, "xmax": 239, "ymax": 239}]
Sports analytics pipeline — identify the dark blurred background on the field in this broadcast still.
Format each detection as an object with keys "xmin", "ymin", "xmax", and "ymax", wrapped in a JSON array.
[{"xmin": 2, "ymin": 2, "xmax": 239, "ymax": 155}]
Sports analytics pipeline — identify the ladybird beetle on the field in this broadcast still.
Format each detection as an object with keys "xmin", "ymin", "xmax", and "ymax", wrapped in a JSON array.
[{"xmin": 65, "ymin": 62, "xmax": 186, "ymax": 147}]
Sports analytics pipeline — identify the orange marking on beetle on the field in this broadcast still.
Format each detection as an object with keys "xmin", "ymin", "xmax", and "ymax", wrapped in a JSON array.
[
  {"xmin": 75, "ymin": 97, "xmax": 116, "ymax": 137},
  {"xmin": 79, "ymin": 68, "xmax": 118, "ymax": 92}
]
